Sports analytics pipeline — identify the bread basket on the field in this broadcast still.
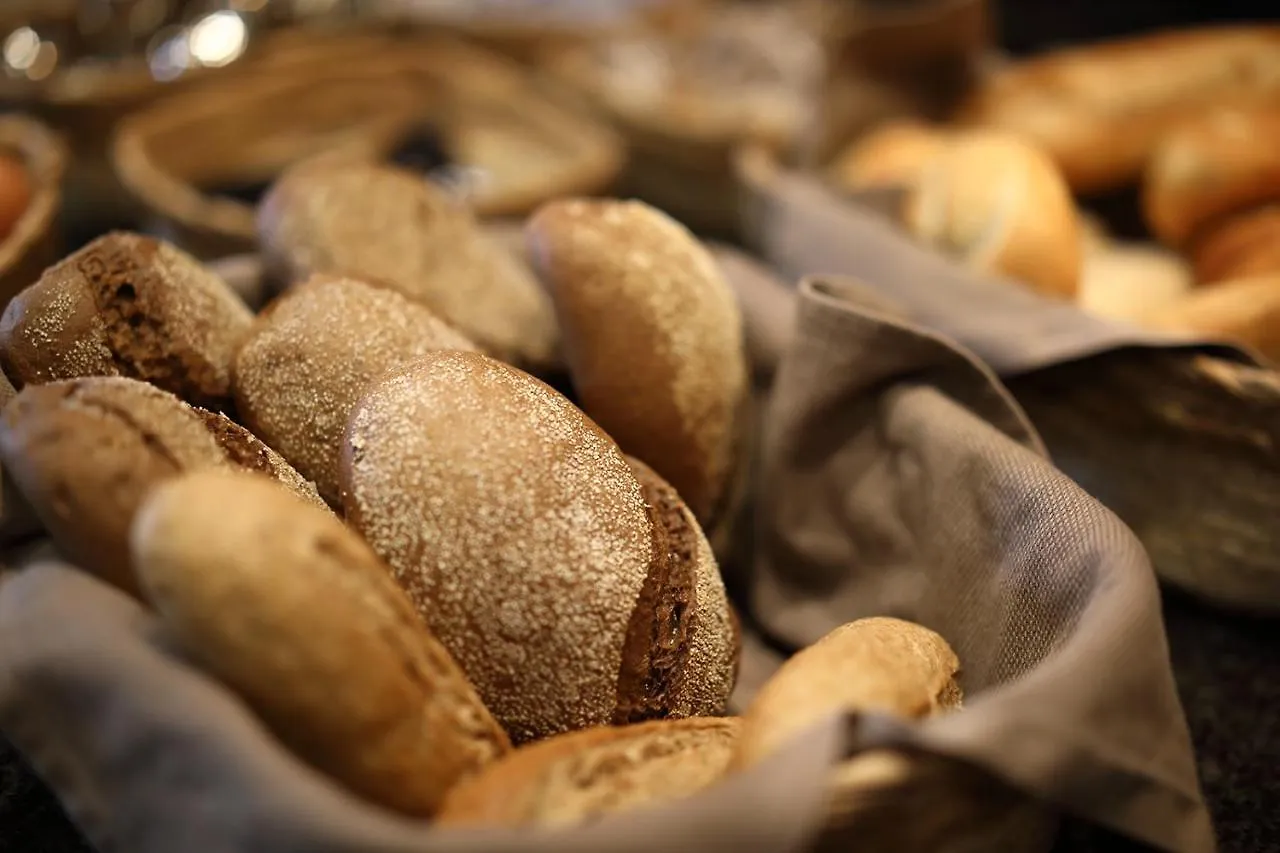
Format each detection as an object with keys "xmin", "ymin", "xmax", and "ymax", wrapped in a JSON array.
[
  {"xmin": 0, "ymin": 115, "xmax": 67, "ymax": 310},
  {"xmin": 112, "ymin": 31, "xmax": 624, "ymax": 258}
]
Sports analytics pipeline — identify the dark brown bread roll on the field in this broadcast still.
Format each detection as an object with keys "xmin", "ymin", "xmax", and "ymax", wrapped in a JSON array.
[
  {"xmin": 436, "ymin": 718, "xmax": 741, "ymax": 827},
  {"xmin": 131, "ymin": 469, "xmax": 510, "ymax": 817},
  {"xmin": 0, "ymin": 376, "xmax": 326, "ymax": 593},
  {"xmin": 1190, "ymin": 205, "xmax": 1280, "ymax": 285},
  {"xmin": 340, "ymin": 350, "xmax": 737, "ymax": 744},
  {"xmin": 525, "ymin": 198, "xmax": 748, "ymax": 525},
  {"xmin": 1143, "ymin": 105, "xmax": 1280, "ymax": 249},
  {"xmin": 233, "ymin": 274, "xmax": 478, "ymax": 506},
  {"xmin": 257, "ymin": 161, "xmax": 559, "ymax": 370},
  {"xmin": 0, "ymin": 232, "xmax": 253, "ymax": 411}
]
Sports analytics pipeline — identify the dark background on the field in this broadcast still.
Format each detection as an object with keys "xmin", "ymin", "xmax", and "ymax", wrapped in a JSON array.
[{"xmin": 3, "ymin": 1, "xmax": 1280, "ymax": 851}]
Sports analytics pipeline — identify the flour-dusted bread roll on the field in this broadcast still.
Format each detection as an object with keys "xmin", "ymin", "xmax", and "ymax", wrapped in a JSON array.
[
  {"xmin": 903, "ymin": 131, "xmax": 1082, "ymax": 299},
  {"xmin": 1078, "ymin": 241, "xmax": 1192, "ymax": 324},
  {"xmin": 0, "ymin": 377, "xmax": 325, "ymax": 593},
  {"xmin": 0, "ymin": 233, "xmax": 252, "ymax": 411},
  {"xmin": 233, "ymin": 274, "xmax": 478, "ymax": 506},
  {"xmin": 734, "ymin": 618, "xmax": 961, "ymax": 771},
  {"xmin": 525, "ymin": 199, "xmax": 748, "ymax": 526},
  {"xmin": 341, "ymin": 350, "xmax": 738, "ymax": 743},
  {"xmin": 257, "ymin": 161, "xmax": 559, "ymax": 370},
  {"xmin": 436, "ymin": 718, "xmax": 741, "ymax": 827},
  {"xmin": 131, "ymin": 469, "xmax": 510, "ymax": 817},
  {"xmin": 1146, "ymin": 274, "xmax": 1280, "ymax": 363},
  {"xmin": 956, "ymin": 27, "xmax": 1280, "ymax": 194},
  {"xmin": 829, "ymin": 121, "xmax": 946, "ymax": 192},
  {"xmin": 1190, "ymin": 205, "xmax": 1280, "ymax": 285},
  {"xmin": 1143, "ymin": 106, "xmax": 1280, "ymax": 249}
]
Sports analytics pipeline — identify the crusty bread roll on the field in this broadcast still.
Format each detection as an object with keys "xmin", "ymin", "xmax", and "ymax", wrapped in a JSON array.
[
  {"xmin": 1143, "ymin": 106, "xmax": 1280, "ymax": 249},
  {"xmin": 1145, "ymin": 274, "xmax": 1280, "ymax": 363},
  {"xmin": 1190, "ymin": 205, "xmax": 1280, "ymax": 285},
  {"xmin": 233, "ymin": 274, "xmax": 478, "ymax": 506},
  {"xmin": 436, "ymin": 717, "xmax": 740, "ymax": 827},
  {"xmin": 257, "ymin": 160, "xmax": 559, "ymax": 370},
  {"xmin": 0, "ymin": 232, "xmax": 252, "ymax": 411},
  {"xmin": 956, "ymin": 27, "xmax": 1280, "ymax": 194},
  {"xmin": 828, "ymin": 121, "xmax": 946, "ymax": 192},
  {"xmin": 526, "ymin": 199, "xmax": 748, "ymax": 525},
  {"xmin": 903, "ymin": 131, "xmax": 1082, "ymax": 299},
  {"xmin": 734, "ymin": 618, "xmax": 961, "ymax": 771},
  {"xmin": 131, "ymin": 469, "xmax": 510, "ymax": 817},
  {"xmin": 341, "ymin": 350, "xmax": 738, "ymax": 743},
  {"xmin": 0, "ymin": 377, "xmax": 324, "ymax": 594},
  {"xmin": 1078, "ymin": 241, "xmax": 1192, "ymax": 324}
]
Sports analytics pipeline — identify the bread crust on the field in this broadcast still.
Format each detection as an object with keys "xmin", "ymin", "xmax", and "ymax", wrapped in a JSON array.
[
  {"xmin": 829, "ymin": 121, "xmax": 946, "ymax": 192},
  {"xmin": 1190, "ymin": 205, "xmax": 1280, "ymax": 285},
  {"xmin": 131, "ymin": 469, "xmax": 510, "ymax": 817}
]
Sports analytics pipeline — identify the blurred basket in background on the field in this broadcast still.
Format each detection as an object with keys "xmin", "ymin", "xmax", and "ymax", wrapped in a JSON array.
[{"xmin": 0, "ymin": 114, "xmax": 67, "ymax": 310}]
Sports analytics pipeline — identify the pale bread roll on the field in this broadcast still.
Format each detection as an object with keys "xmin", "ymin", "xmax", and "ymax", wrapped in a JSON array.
[
  {"xmin": 1078, "ymin": 242, "xmax": 1192, "ymax": 324},
  {"xmin": 256, "ymin": 161, "xmax": 559, "ymax": 370},
  {"xmin": 436, "ymin": 718, "xmax": 740, "ymax": 827},
  {"xmin": 341, "ymin": 350, "xmax": 737, "ymax": 744},
  {"xmin": 829, "ymin": 120, "xmax": 946, "ymax": 192},
  {"xmin": 1143, "ymin": 106, "xmax": 1280, "ymax": 249},
  {"xmin": 903, "ymin": 131, "xmax": 1082, "ymax": 299},
  {"xmin": 526, "ymin": 198, "xmax": 748, "ymax": 525},
  {"xmin": 734, "ymin": 618, "xmax": 961, "ymax": 771},
  {"xmin": 233, "ymin": 274, "xmax": 478, "ymax": 506},
  {"xmin": 131, "ymin": 469, "xmax": 511, "ymax": 817},
  {"xmin": 1145, "ymin": 274, "xmax": 1280, "ymax": 363}
]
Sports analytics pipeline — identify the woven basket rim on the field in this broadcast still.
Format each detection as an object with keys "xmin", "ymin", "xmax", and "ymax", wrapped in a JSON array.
[{"xmin": 0, "ymin": 115, "xmax": 67, "ymax": 277}]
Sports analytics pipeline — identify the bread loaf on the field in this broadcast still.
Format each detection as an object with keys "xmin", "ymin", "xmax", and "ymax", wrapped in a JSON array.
[
  {"xmin": 257, "ymin": 160, "xmax": 559, "ymax": 370},
  {"xmin": 1143, "ymin": 106, "xmax": 1280, "ymax": 249},
  {"xmin": 436, "ymin": 718, "xmax": 740, "ymax": 827},
  {"xmin": 526, "ymin": 199, "xmax": 748, "ymax": 525},
  {"xmin": 341, "ymin": 350, "xmax": 738, "ymax": 743},
  {"xmin": 131, "ymin": 469, "xmax": 510, "ymax": 817},
  {"xmin": 1190, "ymin": 205, "xmax": 1280, "ymax": 285},
  {"xmin": 0, "ymin": 232, "xmax": 252, "ymax": 411},
  {"xmin": 1145, "ymin": 274, "xmax": 1280, "ymax": 362},
  {"xmin": 829, "ymin": 121, "xmax": 946, "ymax": 192},
  {"xmin": 956, "ymin": 27, "xmax": 1280, "ymax": 194},
  {"xmin": 233, "ymin": 274, "xmax": 478, "ymax": 505},
  {"xmin": 734, "ymin": 618, "xmax": 961, "ymax": 771},
  {"xmin": 902, "ymin": 131, "xmax": 1081, "ymax": 299}
]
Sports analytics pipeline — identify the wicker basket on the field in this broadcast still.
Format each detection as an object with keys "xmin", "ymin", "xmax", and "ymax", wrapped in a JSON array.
[
  {"xmin": 111, "ymin": 31, "xmax": 625, "ymax": 259},
  {"xmin": 0, "ymin": 115, "xmax": 67, "ymax": 310}
]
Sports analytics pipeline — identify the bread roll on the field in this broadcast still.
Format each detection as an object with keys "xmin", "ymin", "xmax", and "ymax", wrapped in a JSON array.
[
  {"xmin": 526, "ymin": 199, "xmax": 748, "ymax": 525},
  {"xmin": 1145, "ymin": 274, "xmax": 1280, "ymax": 362},
  {"xmin": 341, "ymin": 350, "xmax": 737, "ymax": 743},
  {"xmin": 0, "ymin": 377, "xmax": 326, "ymax": 593},
  {"xmin": 1143, "ymin": 106, "xmax": 1280, "ymax": 249},
  {"xmin": 956, "ymin": 27, "xmax": 1280, "ymax": 194},
  {"xmin": 829, "ymin": 121, "xmax": 946, "ymax": 192},
  {"xmin": 257, "ymin": 161, "xmax": 559, "ymax": 370},
  {"xmin": 0, "ymin": 232, "xmax": 252, "ymax": 411},
  {"xmin": 1078, "ymin": 242, "xmax": 1192, "ymax": 324},
  {"xmin": 1190, "ymin": 205, "xmax": 1280, "ymax": 285},
  {"xmin": 233, "ymin": 274, "xmax": 478, "ymax": 505},
  {"xmin": 734, "ymin": 618, "xmax": 961, "ymax": 770},
  {"xmin": 131, "ymin": 469, "xmax": 510, "ymax": 817},
  {"xmin": 903, "ymin": 131, "xmax": 1081, "ymax": 298},
  {"xmin": 436, "ymin": 718, "xmax": 740, "ymax": 827}
]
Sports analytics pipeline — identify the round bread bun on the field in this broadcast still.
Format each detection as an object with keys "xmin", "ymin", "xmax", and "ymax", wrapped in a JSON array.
[
  {"xmin": 1189, "ymin": 205, "xmax": 1280, "ymax": 286},
  {"xmin": 340, "ymin": 350, "xmax": 737, "ymax": 743},
  {"xmin": 734, "ymin": 618, "xmax": 961, "ymax": 771},
  {"xmin": 1078, "ymin": 241, "xmax": 1192, "ymax": 324},
  {"xmin": 1143, "ymin": 107, "xmax": 1280, "ymax": 250},
  {"xmin": 1145, "ymin": 274, "xmax": 1280, "ymax": 363},
  {"xmin": 131, "ymin": 468, "xmax": 510, "ymax": 817},
  {"xmin": 256, "ymin": 160, "xmax": 559, "ymax": 371},
  {"xmin": 902, "ymin": 131, "xmax": 1082, "ymax": 299},
  {"xmin": 829, "ymin": 121, "xmax": 947, "ymax": 193},
  {"xmin": 436, "ymin": 717, "xmax": 741, "ymax": 827},
  {"xmin": 525, "ymin": 198, "xmax": 748, "ymax": 526},
  {"xmin": 233, "ymin": 273, "xmax": 478, "ymax": 506},
  {"xmin": 0, "ymin": 232, "xmax": 252, "ymax": 411}
]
